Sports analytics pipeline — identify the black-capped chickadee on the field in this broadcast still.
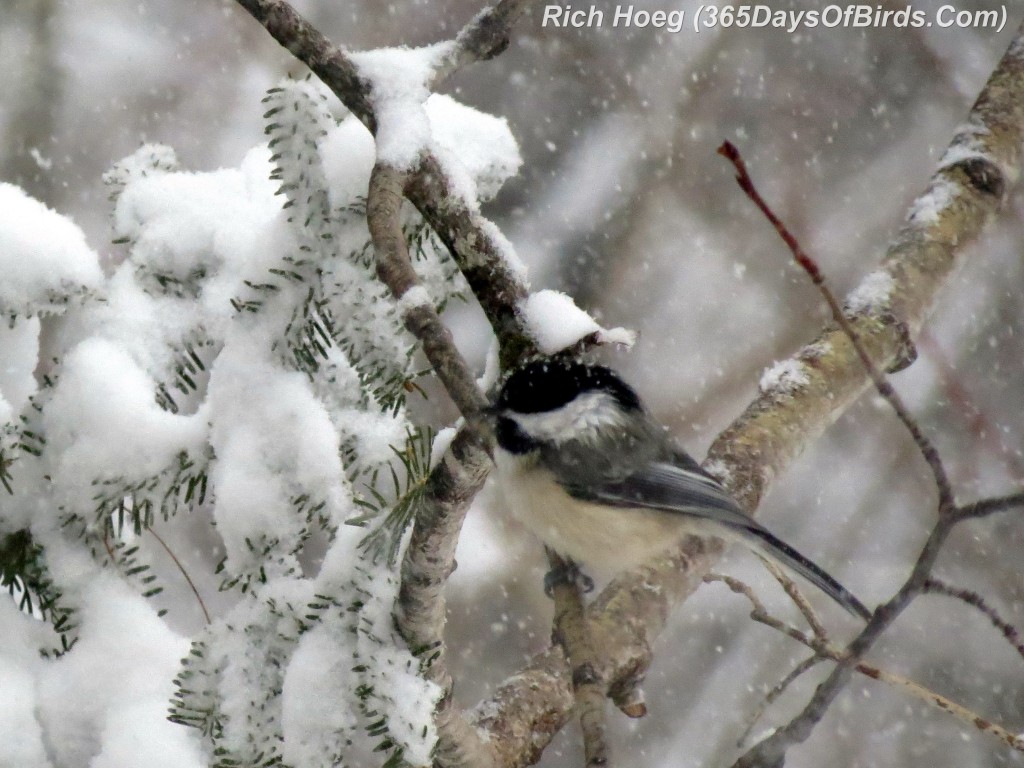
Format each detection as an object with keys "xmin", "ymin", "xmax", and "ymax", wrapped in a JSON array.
[{"xmin": 490, "ymin": 359, "xmax": 870, "ymax": 621}]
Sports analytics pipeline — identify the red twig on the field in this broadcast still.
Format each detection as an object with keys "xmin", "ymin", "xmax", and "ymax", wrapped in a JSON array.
[
  {"xmin": 718, "ymin": 140, "xmax": 956, "ymax": 514},
  {"xmin": 717, "ymin": 142, "xmax": 823, "ymax": 283}
]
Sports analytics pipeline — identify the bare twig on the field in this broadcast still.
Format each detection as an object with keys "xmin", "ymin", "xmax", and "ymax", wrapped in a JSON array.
[
  {"xmin": 713, "ymin": 573, "xmax": 1024, "ymax": 755},
  {"xmin": 923, "ymin": 577, "xmax": 1024, "ymax": 663},
  {"xmin": 703, "ymin": 574, "xmax": 817, "ymax": 650},
  {"xmin": 737, "ymin": 655, "xmax": 823, "ymax": 748},
  {"xmin": 856, "ymin": 662, "xmax": 1024, "ymax": 753},
  {"xmin": 149, "ymin": 527, "xmax": 211, "ymax": 625},
  {"xmin": 955, "ymin": 491, "xmax": 1024, "ymax": 521},
  {"xmin": 758, "ymin": 557, "xmax": 827, "ymax": 640}
]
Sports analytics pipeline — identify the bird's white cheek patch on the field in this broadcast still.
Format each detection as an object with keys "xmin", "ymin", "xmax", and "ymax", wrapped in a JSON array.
[{"xmin": 508, "ymin": 391, "xmax": 624, "ymax": 444}]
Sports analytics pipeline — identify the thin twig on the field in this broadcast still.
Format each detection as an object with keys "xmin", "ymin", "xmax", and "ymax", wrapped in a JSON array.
[
  {"xmin": 737, "ymin": 655, "xmax": 823, "ymax": 748},
  {"xmin": 955, "ymin": 491, "xmax": 1024, "ymax": 521},
  {"xmin": 148, "ymin": 527, "xmax": 211, "ymax": 625},
  {"xmin": 923, "ymin": 577, "xmax": 1024, "ymax": 663},
  {"xmin": 703, "ymin": 574, "xmax": 817, "ymax": 649},
  {"xmin": 712, "ymin": 573, "xmax": 1024, "ymax": 755},
  {"xmin": 759, "ymin": 557, "xmax": 827, "ymax": 640},
  {"xmin": 855, "ymin": 662, "xmax": 1024, "ymax": 753}
]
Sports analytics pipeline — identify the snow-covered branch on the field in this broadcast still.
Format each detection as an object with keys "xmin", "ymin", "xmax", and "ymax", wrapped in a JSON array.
[{"xmin": 233, "ymin": 0, "xmax": 537, "ymax": 363}]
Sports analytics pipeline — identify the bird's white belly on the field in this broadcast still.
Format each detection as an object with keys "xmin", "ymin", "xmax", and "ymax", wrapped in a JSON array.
[{"xmin": 494, "ymin": 450, "xmax": 702, "ymax": 572}]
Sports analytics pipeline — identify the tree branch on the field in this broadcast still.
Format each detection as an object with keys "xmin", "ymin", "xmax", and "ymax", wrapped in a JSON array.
[{"xmin": 431, "ymin": 0, "xmax": 537, "ymax": 85}]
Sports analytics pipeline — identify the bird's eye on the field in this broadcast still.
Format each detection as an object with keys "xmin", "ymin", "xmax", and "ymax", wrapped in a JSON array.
[{"xmin": 495, "ymin": 417, "xmax": 538, "ymax": 455}]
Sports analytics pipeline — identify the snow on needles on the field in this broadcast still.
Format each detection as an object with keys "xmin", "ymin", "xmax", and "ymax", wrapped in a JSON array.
[
  {"xmin": 0, "ymin": 71, "xmax": 528, "ymax": 768},
  {"xmin": 42, "ymin": 338, "xmax": 209, "ymax": 511},
  {"xmin": 207, "ymin": 336, "xmax": 351, "ymax": 580},
  {"xmin": 0, "ymin": 183, "xmax": 102, "ymax": 318}
]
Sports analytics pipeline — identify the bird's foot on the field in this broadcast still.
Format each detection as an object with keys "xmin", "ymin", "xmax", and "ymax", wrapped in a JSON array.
[{"xmin": 544, "ymin": 559, "xmax": 594, "ymax": 597}]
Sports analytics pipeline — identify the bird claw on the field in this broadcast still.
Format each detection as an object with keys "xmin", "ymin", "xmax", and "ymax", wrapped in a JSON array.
[{"xmin": 544, "ymin": 559, "xmax": 594, "ymax": 597}]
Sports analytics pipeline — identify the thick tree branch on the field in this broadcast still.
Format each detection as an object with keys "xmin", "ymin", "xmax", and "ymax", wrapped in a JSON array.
[
  {"xmin": 366, "ymin": 159, "xmax": 498, "ymax": 763},
  {"xmin": 233, "ymin": 0, "xmax": 375, "ymax": 129}
]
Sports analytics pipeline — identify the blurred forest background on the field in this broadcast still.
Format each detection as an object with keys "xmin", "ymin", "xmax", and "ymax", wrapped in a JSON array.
[{"xmin": 2, "ymin": 1, "xmax": 1023, "ymax": 766}]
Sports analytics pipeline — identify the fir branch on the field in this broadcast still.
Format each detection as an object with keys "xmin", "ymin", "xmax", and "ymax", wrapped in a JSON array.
[{"xmin": 0, "ymin": 529, "xmax": 78, "ymax": 654}]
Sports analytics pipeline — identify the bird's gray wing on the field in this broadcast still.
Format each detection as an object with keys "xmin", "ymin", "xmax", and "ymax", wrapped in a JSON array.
[
  {"xmin": 569, "ymin": 460, "xmax": 754, "ymax": 526},
  {"xmin": 566, "ymin": 462, "xmax": 871, "ymax": 621}
]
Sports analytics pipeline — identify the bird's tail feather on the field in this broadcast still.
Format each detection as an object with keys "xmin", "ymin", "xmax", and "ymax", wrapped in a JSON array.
[{"xmin": 734, "ymin": 524, "xmax": 871, "ymax": 621}]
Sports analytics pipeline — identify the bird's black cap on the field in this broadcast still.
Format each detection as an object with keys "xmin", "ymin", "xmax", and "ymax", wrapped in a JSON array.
[{"xmin": 495, "ymin": 360, "xmax": 642, "ymax": 415}]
